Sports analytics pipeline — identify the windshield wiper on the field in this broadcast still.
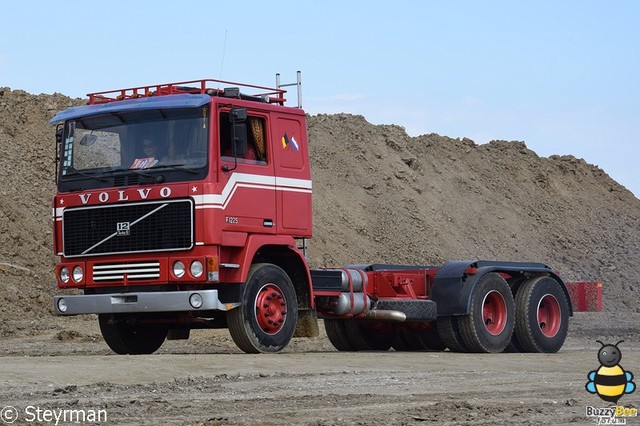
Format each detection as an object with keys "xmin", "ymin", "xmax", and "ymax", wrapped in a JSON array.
[
  {"xmin": 63, "ymin": 169, "xmax": 108, "ymax": 182},
  {"xmin": 151, "ymin": 164, "xmax": 200, "ymax": 175},
  {"xmin": 99, "ymin": 168, "xmax": 164, "ymax": 183},
  {"xmin": 129, "ymin": 169, "xmax": 165, "ymax": 183}
]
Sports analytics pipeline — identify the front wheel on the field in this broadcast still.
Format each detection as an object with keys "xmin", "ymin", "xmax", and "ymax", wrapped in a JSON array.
[
  {"xmin": 512, "ymin": 276, "xmax": 569, "ymax": 353},
  {"xmin": 98, "ymin": 314, "xmax": 168, "ymax": 355},
  {"xmin": 227, "ymin": 263, "xmax": 298, "ymax": 353}
]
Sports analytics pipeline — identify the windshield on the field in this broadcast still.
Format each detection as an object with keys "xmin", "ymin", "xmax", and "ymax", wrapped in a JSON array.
[{"xmin": 59, "ymin": 106, "xmax": 209, "ymax": 189}]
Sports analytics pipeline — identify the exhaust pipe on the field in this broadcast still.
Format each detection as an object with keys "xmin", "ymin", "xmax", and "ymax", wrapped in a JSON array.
[{"xmin": 364, "ymin": 310, "xmax": 406, "ymax": 322}]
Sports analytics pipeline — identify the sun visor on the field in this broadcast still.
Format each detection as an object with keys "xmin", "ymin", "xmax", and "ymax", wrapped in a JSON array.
[{"xmin": 49, "ymin": 94, "xmax": 211, "ymax": 124}]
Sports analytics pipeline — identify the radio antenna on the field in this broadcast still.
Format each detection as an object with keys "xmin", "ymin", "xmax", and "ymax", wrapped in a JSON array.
[{"xmin": 217, "ymin": 30, "xmax": 228, "ymax": 90}]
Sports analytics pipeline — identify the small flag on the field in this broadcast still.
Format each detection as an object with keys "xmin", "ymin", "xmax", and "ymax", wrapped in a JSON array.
[
  {"xmin": 282, "ymin": 132, "xmax": 300, "ymax": 151},
  {"xmin": 290, "ymin": 135, "xmax": 299, "ymax": 151}
]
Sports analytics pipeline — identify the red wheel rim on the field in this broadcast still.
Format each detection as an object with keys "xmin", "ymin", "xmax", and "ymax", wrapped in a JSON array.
[
  {"xmin": 537, "ymin": 294, "xmax": 561, "ymax": 337},
  {"xmin": 254, "ymin": 284, "xmax": 287, "ymax": 335},
  {"xmin": 482, "ymin": 290, "xmax": 507, "ymax": 335}
]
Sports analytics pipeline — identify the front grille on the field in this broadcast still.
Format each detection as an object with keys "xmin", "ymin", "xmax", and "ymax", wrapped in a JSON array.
[
  {"xmin": 63, "ymin": 200, "xmax": 193, "ymax": 257},
  {"xmin": 93, "ymin": 261, "xmax": 160, "ymax": 282}
]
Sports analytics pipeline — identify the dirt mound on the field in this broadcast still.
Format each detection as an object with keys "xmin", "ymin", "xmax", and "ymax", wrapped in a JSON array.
[
  {"xmin": 0, "ymin": 89, "xmax": 84, "ymax": 335},
  {"xmin": 0, "ymin": 90, "xmax": 638, "ymax": 336}
]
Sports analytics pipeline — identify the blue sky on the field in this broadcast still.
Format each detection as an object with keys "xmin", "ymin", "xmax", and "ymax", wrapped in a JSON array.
[{"xmin": 2, "ymin": 1, "xmax": 638, "ymax": 197}]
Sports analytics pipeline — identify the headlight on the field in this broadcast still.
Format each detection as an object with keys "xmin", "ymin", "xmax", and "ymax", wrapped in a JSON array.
[
  {"xmin": 173, "ymin": 261, "xmax": 185, "ymax": 278},
  {"xmin": 72, "ymin": 266, "xmax": 84, "ymax": 283},
  {"xmin": 60, "ymin": 267, "xmax": 70, "ymax": 283},
  {"xmin": 190, "ymin": 260, "xmax": 204, "ymax": 278},
  {"xmin": 57, "ymin": 298, "xmax": 68, "ymax": 313}
]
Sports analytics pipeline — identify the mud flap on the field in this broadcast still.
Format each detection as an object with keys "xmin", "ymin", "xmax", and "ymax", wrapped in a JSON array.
[{"xmin": 294, "ymin": 308, "xmax": 319, "ymax": 337}]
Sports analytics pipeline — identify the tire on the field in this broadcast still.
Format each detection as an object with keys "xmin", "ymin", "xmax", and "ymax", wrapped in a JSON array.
[
  {"xmin": 436, "ymin": 316, "xmax": 469, "ymax": 352},
  {"xmin": 391, "ymin": 329, "xmax": 416, "ymax": 351},
  {"xmin": 324, "ymin": 319, "xmax": 355, "ymax": 351},
  {"xmin": 98, "ymin": 314, "xmax": 167, "ymax": 355},
  {"xmin": 392, "ymin": 327, "xmax": 445, "ymax": 352},
  {"xmin": 457, "ymin": 273, "xmax": 515, "ymax": 353},
  {"xmin": 414, "ymin": 326, "xmax": 447, "ymax": 351},
  {"xmin": 325, "ymin": 319, "xmax": 392, "ymax": 351},
  {"xmin": 513, "ymin": 276, "xmax": 569, "ymax": 353},
  {"xmin": 227, "ymin": 263, "xmax": 298, "ymax": 353},
  {"xmin": 344, "ymin": 321, "xmax": 393, "ymax": 351},
  {"xmin": 504, "ymin": 276, "xmax": 528, "ymax": 353},
  {"xmin": 504, "ymin": 337, "xmax": 526, "ymax": 353}
]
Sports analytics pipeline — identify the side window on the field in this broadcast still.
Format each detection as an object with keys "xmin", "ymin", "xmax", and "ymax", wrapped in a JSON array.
[{"xmin": 220, "ymin": 112, "xmax": 268, "ymax": 165}]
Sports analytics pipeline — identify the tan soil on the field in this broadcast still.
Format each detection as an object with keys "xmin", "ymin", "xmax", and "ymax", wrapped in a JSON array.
[{"xmin": 0, "ymin": 88, "xmax": 639, "ymax": 424}]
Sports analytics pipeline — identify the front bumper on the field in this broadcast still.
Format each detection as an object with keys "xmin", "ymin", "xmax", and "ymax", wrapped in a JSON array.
[{"xmin": 53, "ymin": 289, "xmax": 238, "ymax": 315}]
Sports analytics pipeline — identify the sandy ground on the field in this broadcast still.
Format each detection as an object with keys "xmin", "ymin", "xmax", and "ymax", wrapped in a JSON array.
[{"xmin": 1, "ymin": 313, "xmax": 639, "ymax": 425}]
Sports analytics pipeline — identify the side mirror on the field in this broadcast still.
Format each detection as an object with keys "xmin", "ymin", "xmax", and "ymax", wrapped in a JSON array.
[
  {"xmin": 55, "ymin": 125, "xmax": 64, "ymax": 144},
  {"xmin": 55, "ymin": 124, "xmax": 64, "ymax": 181},
  {"xmin": 222, "ymin": 107, "xmax": 248, "ymax": 172},
  {"xmin": 233, "ymin": 123, "xmax": 247, "ymax": 156},
  {"xmin": 230, "ymin": 107, "xmax": 247, "ymax": 122}
]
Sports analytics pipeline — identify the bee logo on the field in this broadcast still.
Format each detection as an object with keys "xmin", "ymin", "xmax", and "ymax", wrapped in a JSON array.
[{"xmin": 585, "ymin": 340, "xmax": 636, "ymax": 403}]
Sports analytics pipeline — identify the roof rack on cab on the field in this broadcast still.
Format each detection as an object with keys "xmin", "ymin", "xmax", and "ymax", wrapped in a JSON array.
[{"xmin": 86, "ymin": 71, "xmax": 303, "ymax": 108}]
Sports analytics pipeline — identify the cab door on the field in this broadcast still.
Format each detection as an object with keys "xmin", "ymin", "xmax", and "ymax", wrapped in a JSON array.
[{"xmin": 217, "ymin": 108, "xmax": 276, "ymax": 236}]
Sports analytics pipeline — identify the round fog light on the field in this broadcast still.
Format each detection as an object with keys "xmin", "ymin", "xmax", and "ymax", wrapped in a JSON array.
[
  {"xmin": 72, "ymin": 266, "xmax": 84, "ymax": 283},
  {"xmin": 189, "ymin": 293, "xmax": 203, "ymax": 309},
  {"xmin": 60, "ymin": 267, "xmax": 70, "ymax": 284},
  {"xmin": 173, "ymin": 261, "xmax": 185, "ymax": 278},
  {"xmin": 190, "ymin": 260, "xmax": 204, "ymax": 278},
  {"xmin": 57, "ymin": 298, "xmax": 68, "ymax": 313}
]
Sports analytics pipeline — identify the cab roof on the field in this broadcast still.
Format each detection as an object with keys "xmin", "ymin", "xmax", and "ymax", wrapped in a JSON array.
[{"xmin": 49, "ymin": 94, "xmax": 211, "ymax": 124}]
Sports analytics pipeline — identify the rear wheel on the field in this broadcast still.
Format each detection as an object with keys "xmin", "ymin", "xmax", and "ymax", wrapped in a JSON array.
[
  {"xmin": 457, "ymin": 273, "xmax": 515, "ymax": 353},
  {"xmin": 98, "ymin": 314, "xmax": 168, "ymax": 355},
  {"xmin": 324, "ymin": 319, "xmax": 355, "ymax": 351},
  {"xmin": 513, "ymin": 276, "xmax": 569, "ymax": 353},
  {"xmin": 393, "ymin": 326, "xmax": 446, "ymax": 351},
  {"xmin": 504, "ymin": 277, "xmax": 529, "ymax": 352},
  {"xmin": 344, "ymin": 321, "xmax": 393, "ymax": 351},
  {"xmin": 227, "ymin": 263, "xmax": 298, "ymax": 353},
  {"xmin": 414, "ymin": 325, "xmax": 447, "ymax": 351},
  {"xmin": 437, "ymin": 315, "xmax": 469, "ymax": 352},
  {"xmin": 391, "ymin": 329, "xmax": 418, "ymax": 351}
]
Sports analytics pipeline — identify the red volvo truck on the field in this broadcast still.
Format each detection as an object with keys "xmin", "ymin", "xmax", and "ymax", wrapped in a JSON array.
[{"xmin": 50, "ymin": 73, "xmax": 601, "ymax": 354}]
